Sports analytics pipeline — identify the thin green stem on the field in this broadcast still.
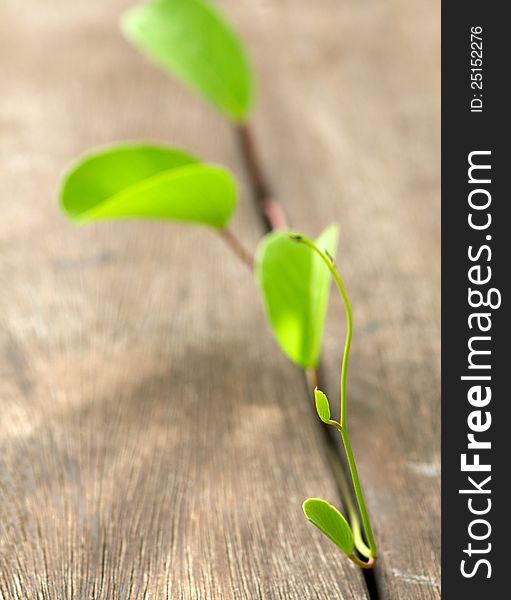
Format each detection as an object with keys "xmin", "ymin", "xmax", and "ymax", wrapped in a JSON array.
[
  {"xmin": 325, "ymin": 442, "xmax": 371, "ymax": 558},
  {"xmin": 291, "ymin": 234, "xmax": 377, "ymax": 560},
  {"xmin": 331, "ymin": 269, "xmax": 352, "ymax": 430},
  {"xmin": 293, "ymin": 237, "xmax": 351, "ymax": 427},
  {"xmin": 340, "ymin": 428, "xmax": 377, "ymax": 557}
]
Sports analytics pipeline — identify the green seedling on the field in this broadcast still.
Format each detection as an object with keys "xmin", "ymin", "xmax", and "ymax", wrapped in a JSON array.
[
  {"xmin": 58, "ymin": 0, "xmax": 379, "ymax": 573},
  {"xmin": 290, "ymin": 233, "xmax": 377, "ymax": 568}
]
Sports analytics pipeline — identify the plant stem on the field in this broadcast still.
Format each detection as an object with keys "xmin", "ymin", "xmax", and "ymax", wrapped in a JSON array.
[
  {"xmin": 222, "ymin": 123, "xmax": 287, "ymax": 268},
  {"xmin": 236, "ymin": 124, "xmax": 288, "ymax": 231},
  {"xmin": 324, "ymin": 442, "xmax": 371, "ymax": 558},
  {"xmin": 293, "ymin": 238, "xmax": 351, "ymax": 427},
  {"xmin": 294, "ymin": 236, "xmax": 377, "ymax": 560},
  {"xmin": 349, "ymin": 555, "xmax": 377, "ymax": 570},
  {"xmin": 332, "ymin": 270, "xmax": 352, "ymax": 430},
  {"xmin": 340, "ymin": 428, "xmax": 377, "ymax": 558},
  {"xmin": 218, "ymin": 227, "xmax": 254, "ymax": 271},
  {"xmin": 305, "ymin": 366, "xmax": 320, "ymax": 392}
]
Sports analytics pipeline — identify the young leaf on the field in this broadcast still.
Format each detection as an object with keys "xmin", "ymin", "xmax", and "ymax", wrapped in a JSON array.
[
  {"xmin": 59, "ymin": 143, "xmax": 237, "ymax": 228},
  {"xmin": 314, "ymin": 389, "xmax": 331, "ymax": 424},
  {"xmin": 122, "ymin": 0, "xmax": 254, "ymax": 122},
  {"xmin": 255, "ymin": 224, "xmax": 339, "ymax": 368},
  {"xmin": 303, "ymin": 498, "xmax": 355, "ymax": 556}
]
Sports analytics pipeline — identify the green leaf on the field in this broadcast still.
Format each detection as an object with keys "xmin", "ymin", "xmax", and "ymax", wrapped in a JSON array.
[
  {"xmin": 303, "ymin": 498, "xmax": 354, "ymax": 556},
  {"xmin": 314, "ymin": 389, "xmax": 331, "ymax": 424},
  {"xmin": 122, "ymin": 0, "xmax": 254, "ymax": 122},
  {"xmin": 255, "ymin": 224, "xmax": 339, "ymax": 368},
  {"xmin": 59, "ymin": 143, "xmax": 237, "ymax": 228}
]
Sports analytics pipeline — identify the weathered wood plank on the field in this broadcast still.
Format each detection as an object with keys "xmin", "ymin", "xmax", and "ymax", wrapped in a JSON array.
[
  {"xmin": 234, "ymin": 0, "xmax": 441, "ymax": 597},
  {"xmin": 0, "ymin": 1, "xmax": 375, "ymax": 598}
]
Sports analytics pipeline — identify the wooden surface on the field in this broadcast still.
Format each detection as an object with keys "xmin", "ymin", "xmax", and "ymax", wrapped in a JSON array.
[{"xmin": 0, "ymin": 0, "xmax": 439, "ymax": 598}]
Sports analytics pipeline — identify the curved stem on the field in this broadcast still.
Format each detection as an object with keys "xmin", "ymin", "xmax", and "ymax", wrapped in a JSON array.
[
  {"xmin": 292, "ymin": 238, "xmax": 351, "ymax": 427},
  {"xmin": 349, "ymin": 555, "xmax": 377, "ymax": 570},
  {"xmin": 333, "ymin": 271, "xmax": 352, "ymax": 430},
  {"xmin": 292, "ymin": 235, "xmax": 377, "ymax": 559}
]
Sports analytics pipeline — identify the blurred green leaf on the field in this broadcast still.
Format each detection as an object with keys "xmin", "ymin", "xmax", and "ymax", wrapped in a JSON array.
[
  {"xmin": 59, "ymin": 143, "xmax": 237, "ymax": 228},
  {"xmin": 122, "ymin": 0, "xmax": 254, "ymax": 122},
  {"xmin": 255, "ymin": 224, "xmax": 338, "ymax": 368},
  {"xmin": 303, "ymin": 498, "xmax": 354, "ymax": 556},
  {"xmin": 314, "ymin": 389, "xmax": 331, "ymax": 424}
]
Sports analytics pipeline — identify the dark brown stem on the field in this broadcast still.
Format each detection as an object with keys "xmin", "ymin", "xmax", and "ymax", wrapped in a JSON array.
[
  {"xmin": 221, "ymin": 123, "xmax": 287, "ymax": 269},
  {"xmin": 305, "ymin": 367, "xmax": 320, "ymax": 392},
  {"xmin": 236, "ymin": 124, "xmax": 288, "ymax": 231},
  {"xmin": 218, "ymin": 228, "xmax": 255, "ymax": 271}
]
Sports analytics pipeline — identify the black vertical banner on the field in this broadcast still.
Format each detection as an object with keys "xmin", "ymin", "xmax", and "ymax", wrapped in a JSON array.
[{"xmin": 442, "ymin": 2, "xmax": 508, "ymax": 597}]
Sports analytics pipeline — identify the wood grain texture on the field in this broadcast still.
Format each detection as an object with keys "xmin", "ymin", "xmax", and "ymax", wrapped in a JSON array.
[{"xmin": 0, "ymin": 0, "xmax": 439, "ymax": 598}]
